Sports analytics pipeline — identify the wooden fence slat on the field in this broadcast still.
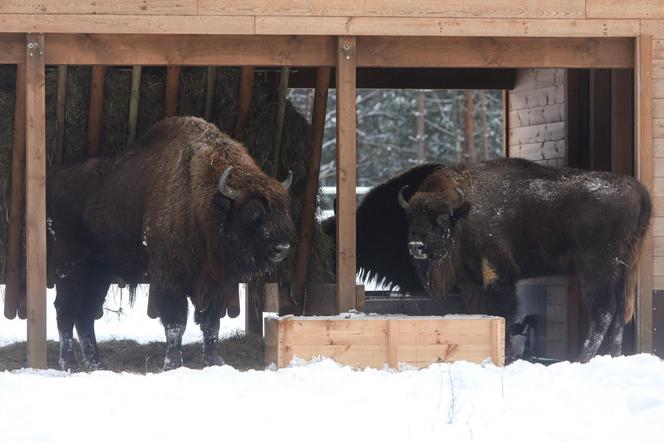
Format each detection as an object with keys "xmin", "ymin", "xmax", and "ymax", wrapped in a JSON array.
[
  {"xmin": 25, "ymin": 33, "xmax": 47, "ymax": 369},
  {"xmin": 127, "ymin": 65, "xmax": 141, "ymax": 144},
  {"xmin": 271, "ymin": 67, "xmax": 290, "ymax": 178},
  {"xmin": 335, "ymin": 36, "xmax": 357, "ymax": 313},
  {"xmin": 4, "ymin": 63, "xmax": 26, "ymax": 320},
  {"xmin": 234, "ymin": 66, "xmax": 254, "ymax": 141},
  {"xmin": 293, "ymin": 66, "xmax": 331, "ymax": 313},
  {"xmin": 164, "ymin": 65, "xmax": 180, "ymax": 117},
  {"xmin": 86, "ymin": 65, "xmax": 105, "ymax": 155},
  {"xmin": 204, "ymin": 66, "xmax": 216, "ymax": 122},
  {"xmin": 54, "ymin": 65, "xmax": 67, "ymax": 163}
]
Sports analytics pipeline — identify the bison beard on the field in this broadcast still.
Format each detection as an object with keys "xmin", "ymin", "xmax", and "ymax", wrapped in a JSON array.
[
  {"xmin": 47, "ymin": 117, "xmax": 294, "ymax": 370},
  {"xmin": 400, "ymin": 158, "xmax": 651, "ymax": 363}
]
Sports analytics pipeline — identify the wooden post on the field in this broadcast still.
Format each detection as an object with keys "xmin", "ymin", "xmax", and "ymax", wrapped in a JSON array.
[
  {"xmin": 235, "ymin": 66, "xmax": 254, "ymax": 141},
  {"xmin": 4, "ymin": 64, "xmax": 26, "ymax": 320},
  {"xmin": 335, "ymin": 36, "xmax": 357, "ymax": 313},
  {"xmin": 54, "ymin": 65, "xmax": 67, "ymax": 163},
  {"xmin": 502, "ymin": 90, "xmax": 509, "ymax": 156},
  {"xmin": 292, "ymin": 66, "xmax": 331, "ymax": 313},
  {"xmin": 463, "ymin": 90, "xmax": 475, "ymax": 163},
  {"xmin": 271, "ymin": 66, "xmax": 290, "ymax": 178},
  {"xmin": 87, "ymin": 65, "xmax": 105, "ymax": 155},
  {"xmin": 127, "ymin": 65, "xmax": 141, "ymax": 144},
  {"xmin": 611, "ymin": 69, "xmax": 634, "ymax": 176},
  {"xmin": 416, "ymin": 92, "xmax": 426, "ymax": 162},
  {"xmin": 636, "ymin": 35, "xmax": 654, "ymax": 354},
  {"xmin": 25, "ymin": 33, "xmax": 47, "ymax": 369},
  {"xmin": 164, "ymin": 65, "xmax": 180, "ymax": 117},
  {"xmin": 204, "ymin": 66, "xmax": 216, "ymax": 122}
]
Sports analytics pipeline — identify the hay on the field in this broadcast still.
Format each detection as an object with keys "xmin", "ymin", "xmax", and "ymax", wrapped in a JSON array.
[{"xmin": 0, "ymin": 65, "xmax": 334, "ymax": 288}]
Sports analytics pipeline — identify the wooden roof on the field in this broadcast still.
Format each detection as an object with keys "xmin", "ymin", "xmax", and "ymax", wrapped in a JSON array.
[{"xmin": 0, "ymin": 1, "xmax": 662, "ymax": 37}]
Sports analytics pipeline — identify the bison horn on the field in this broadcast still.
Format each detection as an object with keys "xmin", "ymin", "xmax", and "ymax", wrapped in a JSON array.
[
  {"xmin": 218, "ymin": 166, "xmax": 241, "ymax": 200},
  {"xmin": 281, "ymin": 170, "xmax": 293, "ymax": 191},
  {"xmin": 398, "ymin": 185, "xmax": 410, "ymax": 210},
  {"xmin": 452, "ymin": 188, "xmax": 465, "ymax": 211}
]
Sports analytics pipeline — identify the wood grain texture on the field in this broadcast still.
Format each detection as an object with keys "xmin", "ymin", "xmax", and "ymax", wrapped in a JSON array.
[
  {"xmin": 643, "ymin": 21, "xmax": 664, "ymax": 38},
  {"xmin": 200, "ymin": 0, "xmax": 584, "ymax": 18},
  {"xmin": 0, "ymin": 0, "xmax": 197, "ymax": 15},
  {"xmin": 164, "ymin": 65, "xmax": 180, "ymax": 117},
  {"xmin": 0, "ymin": 33, "xmax": 25, "ymax": 63},
  {"xmin": 637, "ymin": 35, "xmax": 655, "ymax": 353},
  {"xmin": 0, "ymin": 14, "xmax": 254, "ymax": 34},
  {"xmin": 234, "ymin": 66, "xmax": 254, "ymax": 141},
  {"xmin": 587, "ymin": 1, "xmax": 664, "ymax": 19},
  {"xmin": 86, "ymin": 65, "xmax": 105, "ymax": 155},
  {"xmin": 25, "ymin": 33, "xmax": 47, "ymax": 369},
  {"xmin": 336, "ymin": 36, "xmax": 357, "ymax": 313},
  {"xmin": 4, "ymin": 64, "xmax": 26, "ymax": 320},
  {"xmin": 256, "ymin": 17, "xmax": 639, "ymax": 37},
  {"xmin": 44, "ymin": 34, "xmax": 336, "ymax": 66}
]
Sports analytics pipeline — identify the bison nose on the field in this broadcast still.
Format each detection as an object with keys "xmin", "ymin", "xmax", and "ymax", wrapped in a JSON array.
[
  {"xmin": 408, "ymin": 241, "xmax": 428, "ymax": 260},
  {"xmin": 271, "ymin": 243, "xmax": 291, "ymax": 262}
]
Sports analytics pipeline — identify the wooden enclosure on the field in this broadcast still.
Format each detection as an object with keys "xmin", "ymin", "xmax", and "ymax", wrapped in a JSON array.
[
  {"xmin": 0, "ymin": 1, "xmax": 661, "ymax": 367},
  {"xmin": 264, "ymin": 315, "xmax": 505, "ymax": 369}
]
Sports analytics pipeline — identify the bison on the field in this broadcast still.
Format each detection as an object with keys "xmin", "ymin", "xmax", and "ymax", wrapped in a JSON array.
[
  {"xmin": 399, "ymin": 158, "xmax": 651, "ymax": 362},
  {"xmin": 322, "ymin": 163, "xmax": 441, "ymax": 292},
  {"xmin": 47, "ymin": 116, "xmax": 295, "ymax": 370}
]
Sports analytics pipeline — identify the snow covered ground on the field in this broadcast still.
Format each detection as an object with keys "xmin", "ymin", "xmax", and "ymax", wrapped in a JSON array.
[
  {"xmin": 0, "ymin": 285, "xmax": 245, "ymax": 346},
  {"xmin": 0, "ymin": 355, "xmax": 663, "ymax": 441}
]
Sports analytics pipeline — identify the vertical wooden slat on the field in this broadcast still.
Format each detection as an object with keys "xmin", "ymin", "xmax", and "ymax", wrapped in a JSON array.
[
  {"xmin": 271, "ymin": 66, "xmax": 290, "ymax": 178},
  {"xmin": 611, "ymin": 69, "xmax": 635, "ymax": 176},
  {"xmin": 636, "ymin": 35, "xmax": 654, "ymax": 354},
  {"xmin": 387, "ymin": 320, "xmax": 398, "ymax": 368},
  {"xmin": 335, "ymin": 36, "xmax": 357, "ymax": 313},
  {"xmin": 235, "ymin": 66, "xmax": 255, "ymax": 141},
  {"xmin": 502, "ymin": 90, "xmax": 509, "ymax": 156},
  {"xmin": 490, "ymin": 318, "xmax": 505, "ymax": 366},
  {"xmin": 293, "ymin": 66, "xmax": 331, "ymax": 314},
  {"xmin": 25, "ymin": 33, "xmax": 47, "ymax": 369},
  {"xmin": 127, "ymin": 65, "xmax": 141, "ymax": 144},
  {"xmin": 164, "ymin": 65, "xmax": 180, "ymax": 117},
  {"xmin": 87, "ymin": 65, "xmax": 105, "ymax": 155},
  {"xmin": 54, "ymin": 65, "xmax": 67, "ymax": 163},
  {"xmin": 4, "ymin": 63, "xmax": 26, "ymax": 320},
  {"xmin": 204, "ymin": 66, "xmax": 216, "ymax": 122}
]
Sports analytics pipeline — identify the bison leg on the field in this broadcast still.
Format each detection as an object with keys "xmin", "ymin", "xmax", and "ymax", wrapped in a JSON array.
[
  {"xmin": 158, "ymin": 291, "xmax": 188, "ymax": 370},
  {"xmin": 195, "ymin": 306, "xmax": 224, "ymax": 367},
  {"xmin": 598, "ymin": 281, "xmax": 627, "ymax": 357},
  {"xmin": 483, "ymin": 287, "xmax": 519, "ymax": 363},
  {"xmin": 577, "ymin": 277, "xmax": 617, "ymax": 363},
  {"xmin": 54, "ymin": 284, "xmax": 78, "ymax": 371},
  {"xmin": 74, "ymin": 266, "xmax": 111, "ymax": 370}
]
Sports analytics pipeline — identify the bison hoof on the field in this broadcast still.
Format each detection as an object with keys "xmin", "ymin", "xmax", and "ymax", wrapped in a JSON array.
[
  {"xmin": 164, "ymin": 350, "xmax": 183, "ymax": 371},
  {"xmin": 59, "ymin": 353, "xmax": 77, "ymax": 371},
  {"xmin": 82, "ymin": 355, "xmax": 106, "ymax": 371},
  {"xmin": 203, "ymin": 351, "xmax": 225, "ymax": 367}
]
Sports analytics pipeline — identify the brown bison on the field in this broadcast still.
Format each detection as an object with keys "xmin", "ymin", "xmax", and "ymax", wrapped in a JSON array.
[
  {"xmin": 322, "ymin": 163, "xmax": 441, "ymax": 292},
  {"xmin": 47, "ymin": 117, "xmax": 294, "ymax": 370},
  {"xmin": 399, "ymin": 158, "xmax": 651, "ymax": 362}
]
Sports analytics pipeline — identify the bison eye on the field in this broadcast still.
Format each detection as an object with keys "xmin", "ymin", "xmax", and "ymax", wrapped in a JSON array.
[
  {"xmin": 435, "ymin": 213, "xmax": 448, "ymax": 228},
  {"xmin": 240, "ymin": 199, "xmax": 266, "ymax": 225}
]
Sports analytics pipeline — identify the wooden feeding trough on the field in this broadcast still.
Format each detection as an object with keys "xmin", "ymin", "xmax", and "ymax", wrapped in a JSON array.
[{"xmin": 264, "ymin": 315, "xmax": 505, "ymax": 369}]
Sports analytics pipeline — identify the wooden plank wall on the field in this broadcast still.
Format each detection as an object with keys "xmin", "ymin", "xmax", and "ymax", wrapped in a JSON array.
[
  {"xmin": 651, "ymin": 31, "xmax": 664, "ymax": 290},
  {"xmin": 507, "ymin": 68, "xmax": 568, "ymax": 360}
]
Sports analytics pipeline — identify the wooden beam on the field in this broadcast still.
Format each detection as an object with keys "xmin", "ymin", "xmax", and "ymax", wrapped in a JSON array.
[
  {"xmin": 293, "ymin": 66, "xmax": 331, "ymax": 313},
  {"xmin": 0, "ymin": 33, "xmax": 25, "ymax": 64},
  {"xmin": 4, "ymin": 64, "xmax": 26, "ymax": 320},
  {"xmin": 86, "ymin": 65, "xmax": 105, "ymax": 155},
  {"xmin": 164, "ymin": 65, "xmax": 180, "ymax": 117},
  {"xmin": 25, "ymin": 33, "xmax": 47, "ymax": 369},
  {"xmin": 284, "ymin": 67, "xmax": 518, "ymax": 90},
  {"xmin": 127, "ymin": 66, "xmax": 141, "ymax": 144},
  {"xmin": 54, "ymin": 65, "xmax": 67, "ymax": 164},
  {"xmin": 335, "ymin": 36, "xmax": 357, "ymax": 313},
  {"xmin": 271, "ymin": 67, "xmax": 290, "ymax": 178},
  {"xmin": 234, "ymin": 66, "xmax": 254, "ymax": 141},
  {"xmin": 611, "ymin": 69, "xmax": 635, "ymax": 176},
  {"xmin": 356, "ymin": 37, "xmax": 635, "ymax": 68},
  {"xmin": 204, "ymin": 66, "xmax": 216, "ymax": 122},
  {"xmin": 44, "ymin": 34, "xmax": 336, "ymax": 66},
  {"xmin": 636, "ymin": 35, "xmax": 654, "ymax": 354}
]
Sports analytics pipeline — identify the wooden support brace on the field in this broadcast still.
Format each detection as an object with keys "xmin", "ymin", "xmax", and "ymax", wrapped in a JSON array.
[
  {"xmin": 293, "ymin": 66, "xmax": 331, "ymax": 313},
  {"xmin": 235, "ymin": 66, "xmax": 254, "ymax": 141},
  {"xmin": 335, "ymin": 36, "xmax": 358, "ymax": 313},
  {"xmin": 87, "ymin": 65, "xmax": 105, "ymax": 155},
  {"xmin": 204, "ymin": 66, "xmax": 216, "ymax": 122},
  {"xmin": 4, "ymin": 63, "xmax": 26, "ymax": 320},
  {"xmin": 54, "ymin": 65, "xmax": 67, "ymax": 164},
  {"xmin": 127, "ymin": 65, "xmax": 141, "ymax": 144},
  {"xmin": 164, "ymin": 65, "xmax": 180, "ymax": 117},
  {"xmin": 25, "ymin": 33, "xmax": 47, "ymax": 369},
  {"xmin": 271, "ymin": 66, "xmax": 290, "ymax": 178}
]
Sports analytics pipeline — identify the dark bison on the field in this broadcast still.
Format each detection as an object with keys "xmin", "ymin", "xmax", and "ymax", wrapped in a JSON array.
[
  {"xmin": 322, "ymin": 163, "xmax": 441, "ymax": 292},
  {"xmin": 47, "ymin": 117, "xmax": 294, "ymax": 370},
  {"xmin": 399, "ymin": 158, "xmax": 651, "ymax": 362}
]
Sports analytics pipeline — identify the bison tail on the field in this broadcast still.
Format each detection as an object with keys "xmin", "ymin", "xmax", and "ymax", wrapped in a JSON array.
[{"xmin": 624, "ymin": 183, "xmax": 653, "ymax": 323}]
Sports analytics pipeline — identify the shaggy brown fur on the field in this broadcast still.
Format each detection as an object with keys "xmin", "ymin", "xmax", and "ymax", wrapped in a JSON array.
[
  {"xmin": 47, "ymin": 117, "xmax": 294, "ymax": 370},
  {"xmin": 402, "ymin": 158, "xmax": 651, "ymax": 362}
]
